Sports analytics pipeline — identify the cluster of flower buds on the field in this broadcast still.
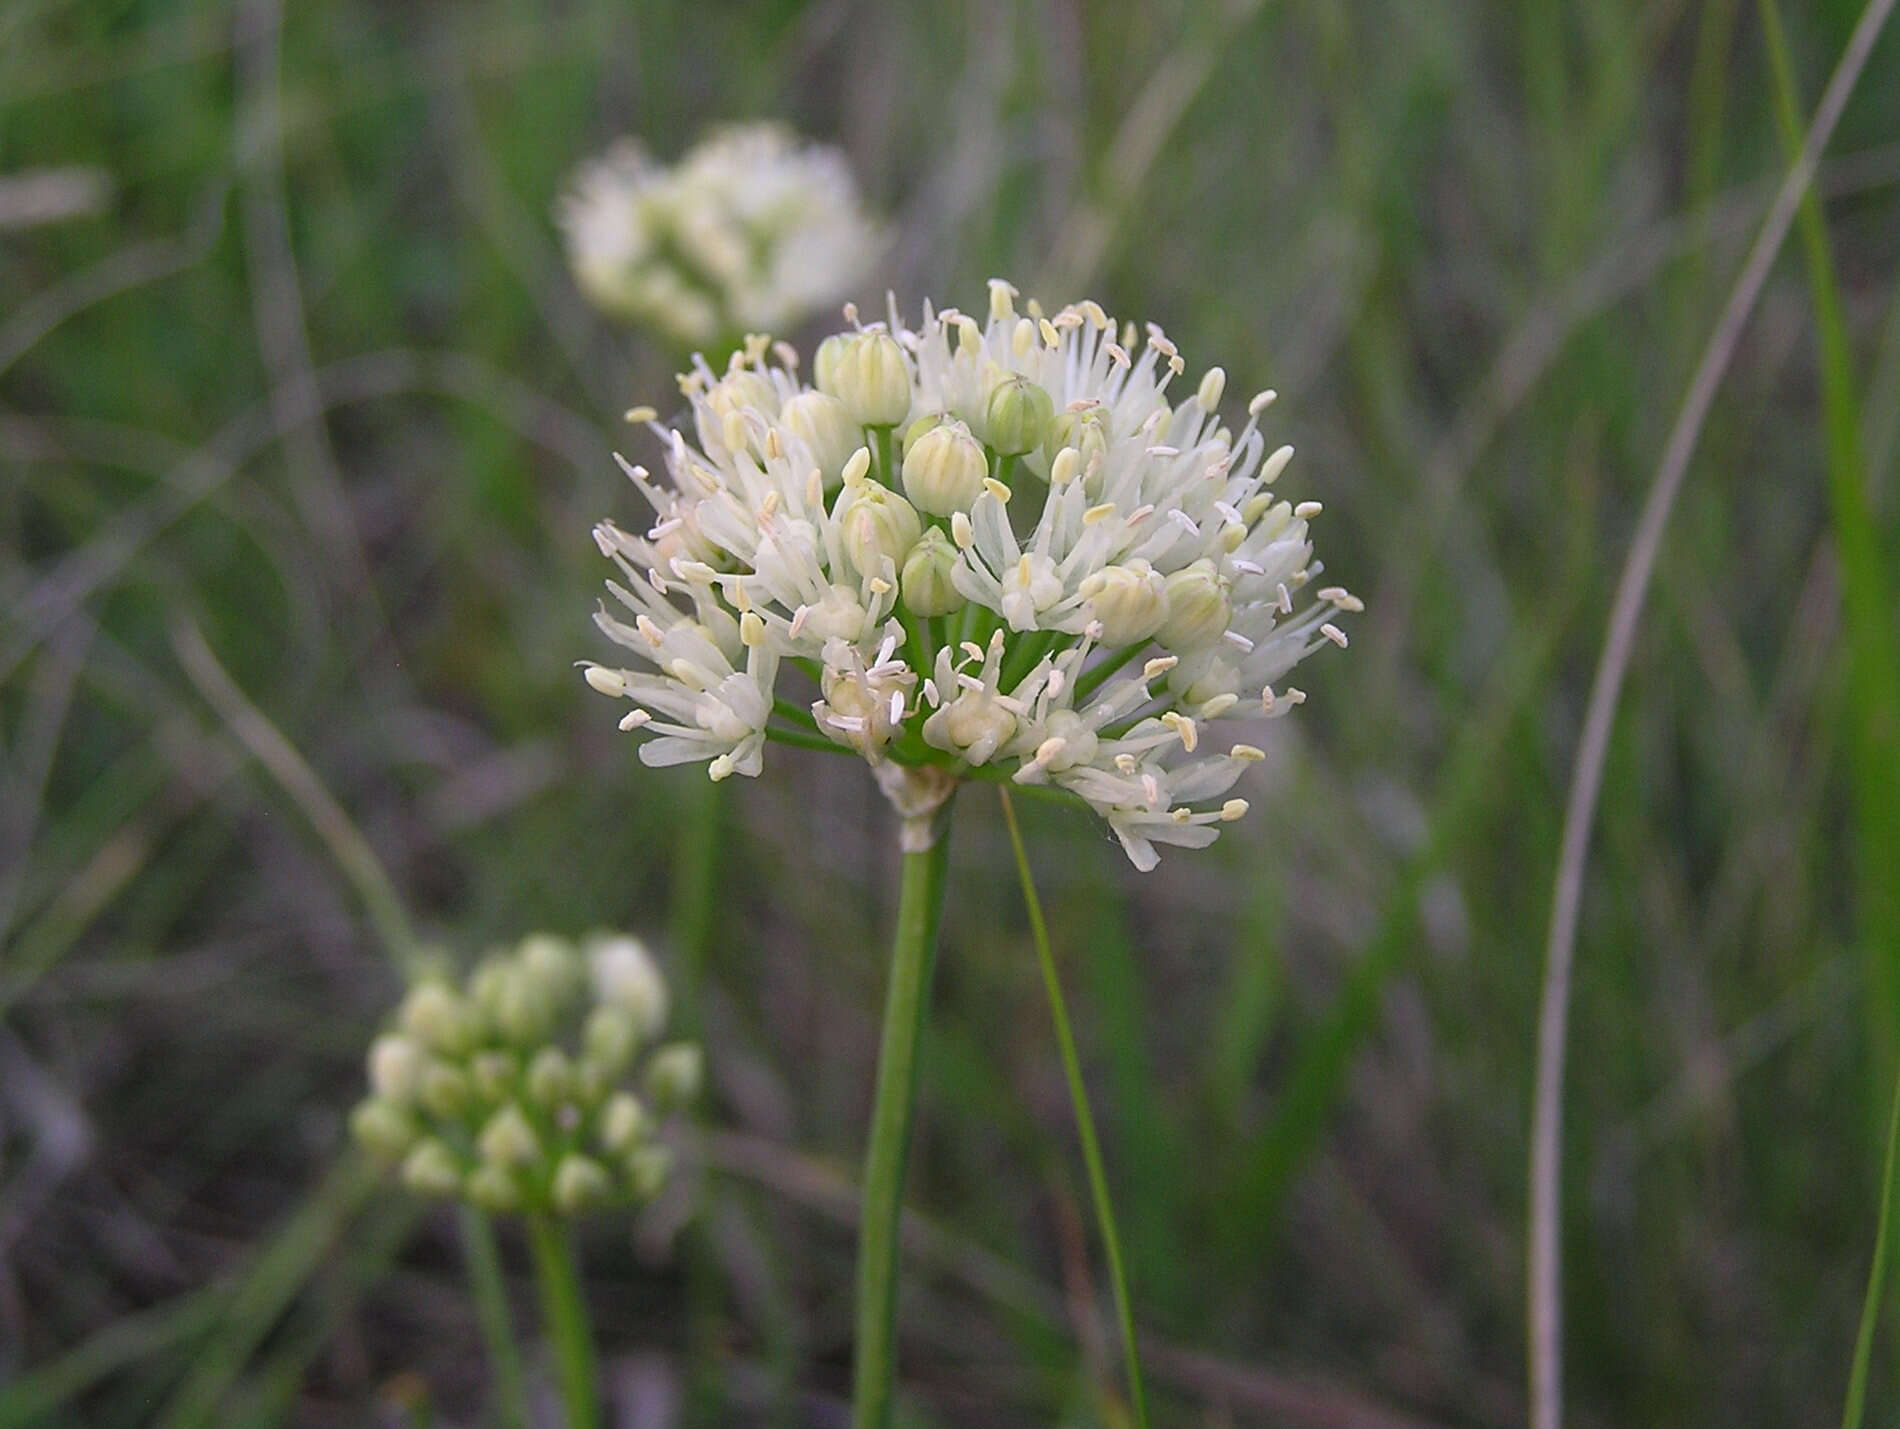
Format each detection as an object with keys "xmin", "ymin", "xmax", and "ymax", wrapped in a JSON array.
[
  {"xmin": 558, "ymin": 122, "xmax": 884, "ymax": 351},
  {"xmin": 350, "ymin": 933, "xmax": 701, "ymax": 1217},
  {"xmin": 583, "ymin": 282, "xmax": 1357, "ymax": 868}
]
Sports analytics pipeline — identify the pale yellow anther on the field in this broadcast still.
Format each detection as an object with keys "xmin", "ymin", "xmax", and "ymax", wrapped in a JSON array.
[
  {"xmin": 1161, "ymin": 711, "xmax": 1198, "ymax": 752},
  {"xmin": 960, "ymin": 641, "xmax": 986, "ymax": 663},
  {"xmin": 1035, "ymin": 736, "xmax": 1067, "ymax": 764},
  {"xmin": 1114, "ymin": 753, "xmax": 1138, "ymax": 774},
  {"xmin": 1262, "ymin": 445, "xmax": 1296, "ymax": 483},
  {"xmin": 739, "ymin": 612, "xmax": 766, "ymax": 647},
  {"xmin": 1051, "ymin": 448, "xmax": 1082, "ymax": 486},
  {"xmin": 1105, "ymin": 342, "xmax": 1130, "ymax": 368},
  {"xmin": 1012, "ymin": 318, "xmax": 1036, "ymax": 356},
  {"xmin": 988, "ymin": 279, "xmax": 1017, "ymax": 322},
  {"xmin": 1167, "ymin": 355, "xmax": 1185, "ymax": 376},
  {"xmin": 1220, "ymin": 798, "xmax": 1249, "ymax": 821},
  {"xmin": 1142, "ymin": 656, "xmax": 1179, "ymax": 678},
  {"xmin": 618, "ymin": 709, "xmax": 650, "ymax": 731},
  {"xmin": 1083, "ymin": 502, "xmax": 1117, "ymax": 525},
  {"xmin": 765, "ymin": 429, "xmax": 784, "ymax": 460},
  {"xmin": 1231, "ymin": 743, "xmax": 1266, "ymax": 762},
  {"xmin": 1079, "ymin": 300, "xmax": 1109, "ymax": 329},
  {"xmin": 635, "ymin": 615, "xmax": 665, "ymax": 647},
  {"xmin": 624, "ymin": 405, "xmax": 658, "ymax": 424},
  {"xmin": 1170, "ymin": 807, "xmax": 1193, "ymax": 824},
  {"xmin": 1295, "ymin": 500, "xmax": 1324, "ymax": 519},
  {"xmin": 983, "ymin": 477, "xmax": 1012, "ymax": 504},
  {"xmin": 759, "ymin": 489, "xmax": 781, "ymax": 519},
  {"xmin": 1039, "ymin": 318, "xmax": 1060, "ymax": 349},
  {"xmin": 869, "ymin": 576, "xmax": 893, "ymax": 595},
  {"xmin": 773, "ymin": 340, "xmax": 800, "ymax": 370},
  {"xmin": 841, "ymin": 446, "xmax": 872, "ymax": 487},
  {"xmin": 1199, "ymin": 693, "xmax": 1240, "ymax": 718},
  {"xmin": 950, "ymin": 511, "xmax": 974, "ymax": 549},
  {"xmin": 1197, "ymin": 366, "xmax": 1226, "ymax": 410},
  {"xmin": 584, "ymin": 666, "xmax": 626, "ymax": 697},
  {"xmin": 1026, "ymin": 297, "xmax": 1044, "ymax": 319}
]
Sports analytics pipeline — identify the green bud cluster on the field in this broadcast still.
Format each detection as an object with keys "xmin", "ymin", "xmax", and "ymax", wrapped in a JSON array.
[{"xmin": 349, "ymin": 932, "xmax": 700, "ymax": 1217}]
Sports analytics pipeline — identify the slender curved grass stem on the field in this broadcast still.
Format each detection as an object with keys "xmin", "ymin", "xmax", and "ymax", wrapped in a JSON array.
[
  {"xmin": 458, "ymin": 1206, "xmax": 528, "ymax": 1429},
  {"xmin": 998, "ymin": 788, "xmax": 1149, "ymax": 1428},
  {"xmin": 1843, "ymin": 1065, "xmax": 1900, "ymax": 1429},
  {"xmin": 525, "ymin": 1213, "xmax": 599, "ymax": 1429},
  {"xmin": 852, "ymin": 825, "xmax": 954, "ymax": 1429}
]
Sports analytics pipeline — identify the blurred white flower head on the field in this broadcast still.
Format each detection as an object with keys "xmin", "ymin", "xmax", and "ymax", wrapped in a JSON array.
[
  {"xmin": 582, "ymin": 284, "xmax": 1359, "ymax": 869},
  {"xmin": 558, "ymin": 122, "xmax": 884, "ymax": 351}
]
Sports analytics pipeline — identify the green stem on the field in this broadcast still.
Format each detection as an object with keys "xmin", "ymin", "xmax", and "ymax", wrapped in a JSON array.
[
  {"xmin": 525, "ymin": 1213, "xmax": 599, "ymax": 1429},
  {"xmin": 1072, "ymin": 640, "xmax": 1151, "ymax": 703},
  {"xmin": 852, "ymin": 817, "xmax": 955, "ymax": 1429},
  {"xmin": 998, "ymin": 789, "xmax": 1150, "ymax": 1428},
  {"xmin": 459, "ymin": 1207, "xmax": 528, "ymax": 1429},
  {"xmin": 1843, "ymin": 1062, "xmax": 1900, "ymax": 1429},
  {"xmin": 766, "ymin": 724, "xmax": 855, "ymax": 755}
]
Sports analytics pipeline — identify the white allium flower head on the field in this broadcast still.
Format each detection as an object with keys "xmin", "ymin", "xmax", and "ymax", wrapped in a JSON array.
[
  {"xmin": 558, "ymin": 123, "xmax": 884, "ymax": 350},
  {"xmin": 583, "ymin": 287, "xmax": 1359, "ymax": 868}
]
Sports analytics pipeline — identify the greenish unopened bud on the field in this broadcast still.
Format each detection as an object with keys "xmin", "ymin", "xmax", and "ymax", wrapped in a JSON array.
[
  {"xmin": 901, "ymin": 418, "xmax": 987, "ymax": 516},
  {"xmin": 839, "ymin": 483, "xmax": 923, "ymax": 580},
  {"xmin": 493, "ymin": 966, "xmax": 555, "ymax": 1048},
  {"xmin": 367, "ymin": 1034, "xmax": 425, "ymax": 1105},
  {"xmin": 552, "ymin": 1154, "xmax": 614, "ymax": 1215},
  {"xmin": 899, "ymin": 527, "xmax": 966, "ymax": 617},
  {"xmin": 812, "ymin": 333, "xmax": 848, "ymax": 394},
  {"xmin": 1078, "ymin": 560, "xmax": 1170, "ymax": 646},
  {"xmin": 477, "ymin": 1103, "xmax": 540, "ymax": 1170},
  {"xmin": 400, "ymin": 1138, "xmax": 463, "ymax": 1198},
  {"xmin": 465, "ymin": 1163, "xmax": 520, "ymax": 1214},
  {"xmin": 1158, "ymin": 560, "xmax": 1232, "ymax": 650},
  {"xmin": 470, "ymin": 1050, "xmax": 518, "ymax": 1102},
  {"xmin": 597, "ymin": 1091, "xmax": 648, "ymax": 1154},
  {"xmin": 644, "ymin": 1042, "xmax": 704, "ymax": 1111},
  {"xmin": 587, "ymin": 937, "xmax": 669, "ymax": 1043},
  {"xmin": 1046, "ymin": 407, "xmax": 1110, "ymax": 493},
  {"xmin": 818, "ymin": 330, "xmax": 911, "ymax": 427},
  {"xmin": 350, "ymin": 1098, "xmax": 416, "ymax": 1163},
  {"xmin": 983, "ymin": 375, "xmax": 1054, "ymax": 457},
  {"xmin": 779, "ymin": 391, "xmax": 860, "ymax": 491},
  {"xmin": 583, "ymin": 1005, "xmax": 639, "ymax": 1076},
  {"xmin": 626, "ymin": 1144, "xmax": 675, "ymax": 1201},
  {"xmin": 398, "ymin": 981, "xmax": 477, "ymax": 1057},
  {"xmin": 526, "ymin": 1047, "xmax": 575, "ymax": 1108},
  {"xmin": 418, "ymin": 1061, "xmax": 472, "ymax": 1120},
  {"xmin": 517, "ymin": 933, "xmax": 581, "ymax": 1009}
]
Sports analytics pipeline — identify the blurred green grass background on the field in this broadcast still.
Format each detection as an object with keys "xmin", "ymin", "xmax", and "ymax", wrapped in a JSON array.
[{"xmin": 4, "ymin": 0, "xmax": 1900, "ymax": 1424}]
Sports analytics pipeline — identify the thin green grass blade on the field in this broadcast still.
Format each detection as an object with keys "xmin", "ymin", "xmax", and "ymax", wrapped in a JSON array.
[
  {"xmin": 998, "ymin": 788, "xmax": 1148, "ymax": 1429},
  {"xmin": 1756, "ymin": 0, "xmax": 1900, "ymax": 1091},
  {"xmin": 1842, "ymin": 1067, "xmax": 1900, "ymax": 1429}
]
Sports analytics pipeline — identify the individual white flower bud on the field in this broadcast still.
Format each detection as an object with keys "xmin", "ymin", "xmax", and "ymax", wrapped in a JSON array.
[
  {"xmin": 587, "ymin": 936, "xmax": 668, "ymax": 1043},
  {"xmin": 1157, "ymin": 561, "xmax": 1232, "ymax": 650},
  {"xmin": 1078, "ymin": 560, "xmax": 1170, "ymax": 645},
  {"xmin": 812, "ymin": 332, "xmax": 848, "ymax": 394},
  {"xmin": 400, "ymin": 1138, "xmax": 464, "ymax": 1198},
  {"xmin": 644, "ymin": 1042, "xmax": 704, "ymax": 1110},
  {"xmin": 493, "ymin": 967, "xmax": 554, "ymax": 1049},
  {"xmin": 597, "ymin": 1091, "xmax": 649, "ymax": 1154},
  {"xmin": 367, "ymin": 1034, "xmax": 425, "ymax": 1105},
  {"xmin": 779, "ymin": 391, "xmax": 860, "ymax": 490},
  {"xmin": 517, "ymin": 934, "xmax": 581, "ymax": 1009},
  {"xmin": 983, "ymin": 375, "xmax": 1054, "ymax": 457},
  {"xmin": 398, "ymin": 981, "xmax": 477, "ymax": 1057},
  {"xmin": 418, "ymin": 1062, "xmax": 472, "ymax": 1120},
  {"xmin": 693, "ymin": 369, "xmax": 777, "ymax": 455},
  {"xmin": 526, "ymin": 1047, "xmax": 576, "ymax": 1108},
  {"xmin": 901, "ymin": 418, "xmax": 987, "ymax": 516},
  {"xmin": 470, "ymin": 1050, "xmax": 518, "ymax": 1102},
  {"xmin": 626, "ymin": 1144, "xmax": 675, "ymax": 1201},
  {"xmin": 465, "ymin": 1163, "xmax": 520, "ymax": 1214},
  {"xmin": 477, "ymin": 1103, "xmax": 541, "ymax": 1169},
  {"xmin": 838, "ymin": 483, "xmax": 922, "ymax": 579},
  {"xmin": 552, "ymin": 1154, "xmax": 614, "ymax": 1215},
  {"xmin": 818, "ymin": 330, "xmax": 910, "ymax": 426},
  {"xmin": 349, "ymin": 1098, "xmax": 416, "ymax": 1163},
  {"xmin": 583, "ymin": 1005, "xmax": 639, "ymax": 1077},
  {"xmin": 899, "ymin": 527, "xmax": 966, "ymax": 616}
]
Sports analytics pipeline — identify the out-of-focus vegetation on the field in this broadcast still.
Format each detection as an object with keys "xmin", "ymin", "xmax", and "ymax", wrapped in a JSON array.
[{"xmin": 4, "ymin": 0, "xmax": 1899, "ymax": 1425}]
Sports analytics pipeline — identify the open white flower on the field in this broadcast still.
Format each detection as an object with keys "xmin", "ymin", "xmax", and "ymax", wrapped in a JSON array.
[
  {"xmin": 583, "ymin": 287, "xmax": 1357, "ymax": 867},
  {"xmin": 558, "ymin": 123, "xmax": 884, "ymax": 350}
]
